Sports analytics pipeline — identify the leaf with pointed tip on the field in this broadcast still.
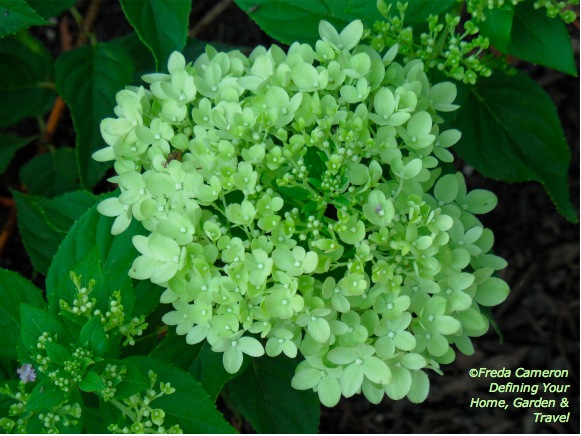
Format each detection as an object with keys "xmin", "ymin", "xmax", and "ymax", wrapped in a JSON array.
[
  {"xmin": 55, "ymin": 43, "xmax": 134, "ymax": 188},
  {"xmin": 19, "ymin": 147, "xmax": 81, "ymax": 197},
  {"xmin": 125, "ymin": 356, "xmax": 236, "ymax": 433},
  {"xmin": 0, "ymin": 268, "xmax": 45, "ymax": 360},
  {"xmin": 0, "ymin": 0, "xmax": 48, "ymax": 38},
  {"xmin": 453, "ymin": 72, "xmax": 577, "ymax": 222},
  {"xmin": 13, "ymin": 189, "xmax": 98, "ymax": 275},
  {"xmin": 508, "ymin": 2, "xmax": 577, "ymax": 76},
  {"xmin": 119, "ymin": 0, "xmax": 191, "ymax": 70},
  {"xmin": 26, "ymin": 0, "xmax": 75, "ymax": 19},
  {"xmin": 227, "ymin": 355, "xmax": 320, "ymax": 433},
  {"xmin": 234, "ymin": 0, "xmax": 379, "ymax": 46},
  {"xmin": 0, "ymin": 31, "xmax": 54, "ymax": 128},
  {"xmin": 0, "ymin": 133, "xmax": 35, "ymax": 174}
]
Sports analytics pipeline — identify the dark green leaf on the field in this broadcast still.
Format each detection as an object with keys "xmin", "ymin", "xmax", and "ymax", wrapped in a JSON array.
[
  {"xmin": 508, "ymin": 2, "xmax": 577, "ymax": 76},
  {"xmin": 0, "ymin": 0, "xmax": 48, "ymax": 38},
  {"xmin": 19, "ymin": 147, "xmax": 81, "ymax": 197},
  {"xmin": 0, "ymin": 268, "xmax": 45, "ymax": 360},
  {"xmin": 44, "ymin": 342, "xmax": 70, "ymax": 366},
  {"xmin": 381, "ymin": 0, "xmax": 456, "ymax": 23},
  {"xmin": 133, "ymin": 280, "xmax": 163, "ymax": 318},
  {"xmin": 20, "ymin": 303, "xmax": 67, "ymax": 353},
  {"xmin": 277, "ymin": 186, "xmax": 312, "ymax": 201},
  {"xmin": 188, "ymin": 341, "xmax": 241, "ymax": 400},
  {"xmin": 79, "ymin": 316, "xmax": 111, "ymax": 356},
  {"xmin": 183, "ymin": 37, "xmax": 238, "ymax": 61},
  {"xmin": 227, "ymin": 355, "xmax": 320, "ymax": 433},
  {"xmin": 477, "ymin": 5, "xmax": 514, "ymax": 53},
  {"xmin": 235, "ymin": 0, "xmax": 456, "ymax": 45},
  {"xmin": 453, "ymin": 71, "xmax": 577, "ymax": 222},
  {"xmin": 0, "ymin": 31, "xmax": 54, "ymax": 128},
  {"xmin": 78, "ymin": 370, "xmax": 107, "ymax": 392},
  {"xmin": 55, "ymin": 43, "xmax": 134, "ymax": 189},
  {"xmin": 13, "ymin": 189, "xmax": 98, "ymax": 275},
  {"xmin": 149, "ymin": 329, "xmax": 204, "ymax": 369},
  {"xmin": 25, "ymin": 0, "xmax": 75, "ymax": 19},
  {"xmin": 46, "ymin": 204, "xmax": 146, "ymax": 319},
  {"xmin": 25, "ymin": 379, "xmax": 68, "ymax": 412},
  {"xmin": 119, "ymin": 0, "xmax": 192, "ymax": 70},
  {"xmin": 0, "ymin": 133, "xmax": 35, "ymax": 174},
  {"xmin": 234, "ymin": 0, "xmax": 375, "ymax": 46},
  {"xmin": 124, "ymin": 356, "xmax": 236, "ymax": 433},
  {"xmin": 110, "ymin": 32, "xmax": 156, "ymax": 82},
  {"xmin": 112, "ymin": 361, "xmax": 150, "ymax": 399}
]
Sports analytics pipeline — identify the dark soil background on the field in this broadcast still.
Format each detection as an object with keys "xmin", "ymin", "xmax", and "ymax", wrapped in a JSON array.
[{"xmin": 1, "ymin": 0, "xmax": 579, "ymax": 433}]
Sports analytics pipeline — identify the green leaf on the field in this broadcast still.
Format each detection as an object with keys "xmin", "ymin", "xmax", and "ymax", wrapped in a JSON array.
[
  {"xmin": 79, "ymin": 316, "xmax": 111, "ymax": 356},
  {"xmin": 149, "ymin": 329, "xmax": 204, "ymax": 368},
  {"xmin": 508, "ymin": 2, "xmax": 577, "ymax": 76},
  {"xmin": 44, "ymin": 341, "xmax": 70, "ymax": 366},
  {"xmin": 119, "ymin": 0, "xmax": 192, "ymax": 70},
  {"xmin": 381, "ymin": 0, "xmax": 456, "ymax": 23},
  {"xmin": 46, "ymin": 202, "xmax": 145, "ymax": 319},
  {"xmin": 124, "ymin": 356, "xmax": 236, "ymax": 433},
  {"xmin": 19, "ymin": 147, "xmax": 81, "ymax": 197},
  {"xmin": 133, "ymin": 280, "xmax": 163, "ymax": 318},
  {"xmin": 13, "ymin": 189, "xmax": 98, "ymax": 275},
  {"xmin": 0, "ymin": 133, "xmax": 34, "ymax": 174},
  {"xmin": 25, "ymin": 379, "xmax": 68, "ymax": 412},
  {"xmin": 25, "ymin": 0, "xmax": 75, "ymax": 19},
  {"xmin": 234, "ymin": 0, "xmax": 376, "ymax": 46},
  {"xmin": 188, "ymin": 341, "xmax": 240, "ymax": 400},
  {"xmin": 227, "ymin": 355, "xmax": 320, "ymax": 433},
  {"xmin": 277, "ymin": 185, "xmax": 312, "ymax": 201},
  {"xmin": 235, "ymin": 0, "xmax": 456, "ymax": 45},
  {"xmin": 20, "ymin": 303, "xmax": 67, "ymax": 353},
  {"xmin": 453, "ymin": 72, "xmax": 577, "ymax": 222},
  {"xmin": 55, "ymin": 43, "xmax": 134, "ymax": 189},
  {"xmin": 0, "ymin": 0, "xmax": 48, "ymax": 38},
  {"xmin": 110, "ymin": 32, "xmax": 156, "ymax": 81},
  {"xmin": 78, "ymin": 370, "xmax": 107, "ymax": 392},
  {"xmin": 0, "ymin": 268, "xmax": 45, "ymax": 360},
  {"xmin": 0, "ymin": 31, "xmax": 54, "ymax": 128},
  {"xmin": 98, "ymin": 359, "xmax": 150, "ymax": 400},
  {"xmin": 477, "ymin": 5, "xmax": 514, "ymax": 53}
]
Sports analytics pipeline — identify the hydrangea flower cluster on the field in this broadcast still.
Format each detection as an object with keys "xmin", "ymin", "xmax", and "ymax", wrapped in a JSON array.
[{"xmin": 95, "ymin": 19, "xmax": 509, "ymax": 407}]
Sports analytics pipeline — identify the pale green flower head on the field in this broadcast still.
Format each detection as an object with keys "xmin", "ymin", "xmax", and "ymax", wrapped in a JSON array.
[{"xmin": 95, "ymin": 18, "xmax": 509, "ymax": 407}]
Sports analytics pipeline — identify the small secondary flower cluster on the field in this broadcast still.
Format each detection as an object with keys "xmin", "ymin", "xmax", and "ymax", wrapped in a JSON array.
[
  {"xmin": 95, "ymin": 19, "xmax": 509, "ymax": 406},
  {"xmin": 367, "ymin": 2, "xmax": 496, "ymax": 85},
  {"xmin": 466, "ymin": 0, "xmax": 578, "ymax": 23},
  {"xmin": 60, "ymin": 272, "xmax": 148, "ymax": 346}
]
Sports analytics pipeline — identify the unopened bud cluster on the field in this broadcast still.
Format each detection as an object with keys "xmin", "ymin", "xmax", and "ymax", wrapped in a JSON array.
[
  {"xmin": 108, "ymin": 371, "xmax": 182, "ymax": 434},
  {"xmin": 60, "ymin": 272, "xmax": 147, "ymax": 347},
  {"xmin": 95, "ymin": 19, "xmax": 509, "ymax": 406}
]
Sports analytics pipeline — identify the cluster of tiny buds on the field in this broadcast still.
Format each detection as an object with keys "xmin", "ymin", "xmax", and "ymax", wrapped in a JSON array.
[
  {"xmin": 99, "ymin": 364, "xmax": 127, "ymax": 400},
  {"xmin": 107, "ymin": 371, "xmax": 180, "ymax": 434},
  {"xmin": 62, "ymin": 274, "xmax": 148, "ymax": 347},
  {"xmin": 37, "ymin": 403, "xmax": 81, "ymax": 433},
  {"xmin": 48, "ymin": 347, "xmax": 93, "ymax": 392}
]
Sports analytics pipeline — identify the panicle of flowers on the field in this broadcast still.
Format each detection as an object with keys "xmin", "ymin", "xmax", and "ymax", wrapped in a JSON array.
[
  {"xmin": 95, "ymin": 18, "xmax": 509, "ymax": 406},
  {"xmin": 0, "ymin": 381, "xmax": 82, "ymax": 434},
  {"xmin": 107, "ymin": 370, "xmax": 182, "ymax": 434},
  {"xmin": 60, "ymin": 272, "xmax": 148, "ymax": 346},
  {"xmin": 466, "ymin": 0, "xmax": 578, "ymax": 23}
]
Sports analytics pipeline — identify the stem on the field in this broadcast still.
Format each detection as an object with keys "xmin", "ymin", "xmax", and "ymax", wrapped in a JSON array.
[{"xmin": 110, "ymin": 399, "xmax": 137, "ymax": 422}]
